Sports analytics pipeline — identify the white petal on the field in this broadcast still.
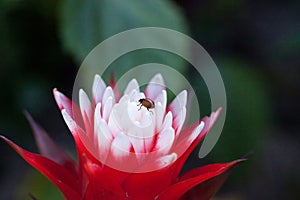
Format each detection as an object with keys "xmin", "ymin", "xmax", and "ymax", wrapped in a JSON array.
[
  {"xmin": 174, "ymin": 107, "xmax": 186, "ymax": 136},
  {"xmin": 159, "ymin": 111, "xmax": 173, "ymax": 133},
  {"xmin": 202, "ymin": 108, "xmax": 222, "ymax": 134},
  {"xmin": 94, "ymin": 117, "xmax": 113, "ymax": 162},
  {"xmin": 79, "ymin": 89, "xmax": 93, "ymax": 135},
  {"xmin": 94, "ymin": 102, "xmax": 102, "ymax": 120},
  {"xmin": 110, "ymin": 132, "xmax": 132, "ymax": 161},
  {"xmin": 61, "ymin": 109, "xmax": 96, "ymax": 158},
  {"xmin": 102, "ymin": 86, "xmax": 115, "ymax": 108},
  {"xmin": 188, "ymin": 121, "xmax": 205, "ymax": 144},
  {"xmin": 156, "ymin": 153, "xmax": 177, "ymax": 168},
  {"xmin": 128, "ymin": 89, "xmax": 144, "ymax": 102},
  {"xmin": 102, "ymin": 96, "xmax": 113, "ymax": 122},
  {"xmin": 61, "ymin": 109, "xmax": 79, "ymax": 135},
  {"xmin": 155, "ymin": 90, "xmax": 167, "ymax": 111},
  {"xmin": 92, "ymin": 74, "xmax": 106, "ymax": 104},
  {"xmin": 93, "ymin": 103, "xmax": 101, "ymax": 154},
  {"xmin": 154, "ymin": 102, "xmax": 164, "ymax": 132},
  {"xmin": 108, "ymin": 95, "xmax": 130, "ymax": 137},
  {"xmin": 53, "ymin": 89, "xmax": 72, "ymax": 115},
  {"xmin": 124, "ymin": 79, "xmax": 139, "ymax": 95},
  {"xmin": 155, "ymin": 127, "xmax": 175, "ymax": 155},
  {"xmin": 168, "ymin": 90, "xmax": 187, "ymax": 114},
  {"xmin": 107, "ymin": 111, "xmax": 122, "ymax": 138},
  {"xmin": 145, "ymin": 74, "xmax": 165, "ymax": 99},
  {"xmin": 126, "ymin": 102, "xmax": 155, "ymax": 153},
  {"xmin": 168, "ymin": 90, "xmax": 187, "ymax": 134}
]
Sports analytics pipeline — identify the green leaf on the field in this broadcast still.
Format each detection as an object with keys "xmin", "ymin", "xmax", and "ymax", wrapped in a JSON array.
[{"xmin": 59, "ymin": 0, "xmax": 188, "ymax": 63}]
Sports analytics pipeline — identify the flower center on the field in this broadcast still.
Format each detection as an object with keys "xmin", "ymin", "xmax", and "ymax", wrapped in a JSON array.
[{"xmin": 108, "ymin": 95, "xmax": 156, "ymax": 140}]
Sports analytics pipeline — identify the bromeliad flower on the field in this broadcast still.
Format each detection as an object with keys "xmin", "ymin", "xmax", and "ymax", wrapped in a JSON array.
[{"xmin": 1, "ymin": 74, "xmax": 245, "ymax": 199}]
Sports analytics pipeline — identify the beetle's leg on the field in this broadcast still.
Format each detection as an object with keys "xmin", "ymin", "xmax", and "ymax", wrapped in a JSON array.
[{"xmin": 138, "ymin": 105, "xmax": 142, "ymax": 111}]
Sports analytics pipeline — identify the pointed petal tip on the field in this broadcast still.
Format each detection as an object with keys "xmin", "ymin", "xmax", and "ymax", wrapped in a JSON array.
[
  {"xmin": 189, "ymin": 121, "xmax": 205, "ymax": 141},
  {"xmin": 215, "ymin": 107, "xmax": 222, "ymax": 115},
  {"xmin": 0, "ymin": 135, "xmax": 8, "ymax": 142},
  {"xmin": 241, "ymin": 151, "xmax": 254, "ymax": 159},
  {"xmin": 229, "ymin": 157, "xmax": 248, "ymax": 166},
  {"xmin": 94, "ymin": 74, "xmax": 101, "ymax": 80},
  {"xmin": 53, "ymin": 88, "xmax": 62, "ymax": 100},
  {"xmin": 79, "ymin": 88, "xmax": 84, "ymax": 96},
  {"xmin": 145, "ymin": 74, "xmax": 166, "ymax": 99},
  {"xmin": 124, "ymin": 78, "xmax": 140, "ymax": 95},
  {"xmin": 0, "ymin": 135, "xmax": 24, "ymax": 154},
  {"xmin": 152, "ymin": 73, "xmax": 163, "ymax": 80},
  {"xmin": 151, "ymin": 73, "xmax": 165, "ymax": 86},
  {"xmin": 23, "ymin": 109, "xmax": 31, "ymax": 120},
  {"xmin": 53, "ymin": 88, "xmax": 71, "ymax": 111},
  {"xmin": 53, "ymin": 88, "xmax": 59, "ymax": 98}
]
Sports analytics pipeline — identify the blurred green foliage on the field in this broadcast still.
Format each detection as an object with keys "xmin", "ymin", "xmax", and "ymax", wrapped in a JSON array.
[
  {"xmin": 17, "ymin": 170, "xmax": 63, "ymax": 200},
  {"xmin": 59, "ymin": 0, "xmax": 188, "ymax": 62},
  {"xmin": 209, "ymin": 58, "xmax": 272, "ymax": 184},
  {"xmin": 212, "ymin": 58, "xmax": 272, "ymax": 161}
]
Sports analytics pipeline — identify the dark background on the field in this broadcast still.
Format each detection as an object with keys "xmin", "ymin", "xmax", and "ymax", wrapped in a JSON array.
[{"xmin": 0, "ymin": 0, "xmax": 299, "ymax": 199}]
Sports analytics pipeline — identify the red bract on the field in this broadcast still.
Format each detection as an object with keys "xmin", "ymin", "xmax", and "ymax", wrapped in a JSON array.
[{"xmin": 1, "ymin": 74, "xmax": 245, "ymax": 199}]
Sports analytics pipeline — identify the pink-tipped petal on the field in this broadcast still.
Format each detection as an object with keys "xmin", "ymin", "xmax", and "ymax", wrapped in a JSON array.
[
  {"xmin": 92, "ymin": 74, "xmax": 106, "ymax": 105},
  {"xmin": 61, "ymin": 109, "xmax": 96, "ymax": 161},
  {"xmin": 186, "ymin": 121, "xmax": 205, "ymax": 145},
  {"xmin": 145, "ymin": 74, "xmax": 165, "ymax": 99},
  {"xmin": 53, "ymin": 88, "xmax": 72, "ymax": 115},
  {"xmin": 201, "ymin": 107, "xmax": 222, "ymax": 135},
  {"xmin": 53, "ymin": 88, "xmax": 84, "ymax": 129},
  {"xmin": 173, "ymin": 121, "xmax": 205, "ymax": 157}
]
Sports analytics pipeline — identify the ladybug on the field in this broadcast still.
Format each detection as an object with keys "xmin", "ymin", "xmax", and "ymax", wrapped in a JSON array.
[{"xmin": 138, "ymin": 98, "xmax": 155, "ymax": 111}]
